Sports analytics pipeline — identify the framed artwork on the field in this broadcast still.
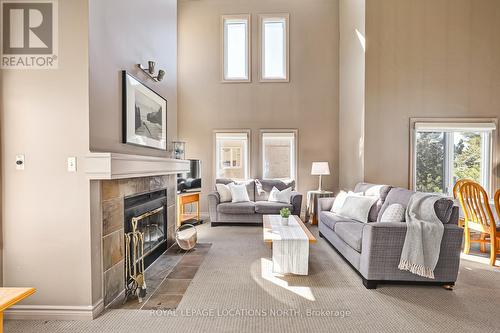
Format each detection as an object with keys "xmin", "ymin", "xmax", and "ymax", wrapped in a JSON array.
[{"xmin": 122, "ymin": 71, "xmax": 167, "ymax": 150}]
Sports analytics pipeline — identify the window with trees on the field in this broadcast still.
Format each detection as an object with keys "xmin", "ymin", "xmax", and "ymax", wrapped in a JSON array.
[
  {"xmin": 261, "ymin": 130, "xmax": 297, "ymax": 181},
  {"xmin": 412, "ymin": 121, "xmax": 496, "ymax": 195},
  {"xmin": 215, "ymin": 132, "xmax": 249, "ymax": 180}
]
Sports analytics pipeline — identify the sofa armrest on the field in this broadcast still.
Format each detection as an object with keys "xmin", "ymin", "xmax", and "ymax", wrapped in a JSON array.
[
  {"xmin": 207, "ymin": 191, "xmax": 220, "ymax": 222},
  {"xmin": 318, "ymin": 197, "xmax": 335, "ymax": 211},
  {"xmin": 360, "ymin": 222, "xmax": 463, "ymax": 281},
  {"xmin": 290, "ymin": 191, "xmax": 302, "ymax": 216}
]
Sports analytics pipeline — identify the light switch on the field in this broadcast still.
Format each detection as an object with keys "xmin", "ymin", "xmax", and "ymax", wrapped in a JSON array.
[
  {"xmin": 67, "ymin": 157, "xmax": 77, "ymax": 172},
  {"xmin": 16, "ymin": 154, "xmax": 25, "ymax": 170}
]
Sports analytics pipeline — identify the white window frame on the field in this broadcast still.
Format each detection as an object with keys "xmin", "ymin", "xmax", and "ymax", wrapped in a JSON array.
[
  {"xmin": 409, "ymin": 118, "xmax": 497, "ymax": 196},
  {"xmin": 213, "ymin": 130, "xmax": 251, "ymax": 181},
  {"xmin": 221, "ymin": 14, "xmax": 251, "ymax": 83},
  {"xmin": 260, "ymin": 129, "xmax": 298, "ymax": 183},
  {"xmin": 259, "ymin": 13, "xmax": 290, "ymax": 82}
]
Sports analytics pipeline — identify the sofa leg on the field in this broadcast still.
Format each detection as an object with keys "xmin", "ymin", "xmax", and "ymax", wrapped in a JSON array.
[
  {"xmin": 442, "ymin": 283, "xmax": 454, "ymax": 291},
  {"xmin": 362, "ymin": 278, "xmax": 377, "ymax": 289}
]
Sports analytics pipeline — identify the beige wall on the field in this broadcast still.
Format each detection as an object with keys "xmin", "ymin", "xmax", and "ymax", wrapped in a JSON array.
[
  {"xmin": 178, "ymin": 0, "xmax": 339, "ymax": 212},
  {"xmin": 1, "ymin": 0, "xmax": 93, "ymax": 308},
  {"xmin": 88, "ymin": 0, "xmax": 177, "ymax": 157},
  {"xmin": 339, "ymin": 0, "xmax": 365, "ymax": 190},
  {"xmin": 365, "ymin": 0, "xmax": 500, "ymax": 189}
]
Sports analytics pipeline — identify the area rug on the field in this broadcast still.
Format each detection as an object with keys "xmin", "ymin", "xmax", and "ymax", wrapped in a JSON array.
[{"xmin": 6, "ymin": 224, "xmax": 500, "ymax": 333}]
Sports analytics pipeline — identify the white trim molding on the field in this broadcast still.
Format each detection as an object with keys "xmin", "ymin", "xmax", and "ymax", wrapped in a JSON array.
[
  {"xmin": 5, "ymin": 299, "xmax": 104, "ymax": 321},
  {"xmin": 85, "ymin": 153, "xmax": 190, "ymax": 180}
]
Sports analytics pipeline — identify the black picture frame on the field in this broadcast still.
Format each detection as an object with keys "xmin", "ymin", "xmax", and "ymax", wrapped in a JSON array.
[{"xmin": 122, "ymin": 71, "xmax": 168, "ymax": 150}]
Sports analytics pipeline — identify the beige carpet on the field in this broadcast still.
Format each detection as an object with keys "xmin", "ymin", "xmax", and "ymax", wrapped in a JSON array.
[{"xmin": 6, "ymin": 223, "xmax": 500, "ymax": 333}]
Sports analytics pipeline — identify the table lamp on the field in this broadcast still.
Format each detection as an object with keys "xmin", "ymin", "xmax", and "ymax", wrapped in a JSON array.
[{"xmin": 311, "ymin": 162, "xmax": 330, "ymax": 191}]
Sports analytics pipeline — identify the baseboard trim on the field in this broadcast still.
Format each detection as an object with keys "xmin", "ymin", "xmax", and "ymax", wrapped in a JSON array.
[{"xmin": 5, "ymin": 299, "xmax": 104, "ymax": 321}]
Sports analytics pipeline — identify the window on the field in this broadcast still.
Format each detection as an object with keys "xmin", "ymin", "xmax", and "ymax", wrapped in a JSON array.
[
  {"xmin": 261, "ymin": 130, "xmax": 297, "ymax": 181},
  {"xmin": 215, "ymin": 131, "xmax": 250, "ymax": 180},
  {"xmin": 222, "ymin": 15, "xmax": 250, "ymax": 82},
  {"xmin": 260, "ymin": 14, "xmax": 289, "ymax": 82},
  {"xmin": 220, "ymin": 147, "xmax": 241, "ymax": 169},
  {"xmin": 412, "ymin": 121, "xmax": 496, "ymax": 195}
]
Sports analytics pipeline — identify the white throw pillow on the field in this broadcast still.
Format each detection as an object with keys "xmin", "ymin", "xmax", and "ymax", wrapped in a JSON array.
[
  {"xmin": 331, "ymin": 191, "xmax": 348, "ymax": 213},
  {"xmin": 216, "ymin": 183, "xmax": 233, "ymax": 203},
  {"xmin": 268, "ymin": 186, "xmax": 292, "ymax": 204},
  {"xmin": 229, "ymin": 183, "xmax": 250, "ymax": 203},
  {"xmin": 331, "ymin": 191, "xmax": 362, "ymax": 213},
  {"xmin": 337, "ymin": 195, "xmax": 378, "ymax": 223},
  {"xmin": 380, "ymin": 203, "xmax": 406, "ymax": 222}
]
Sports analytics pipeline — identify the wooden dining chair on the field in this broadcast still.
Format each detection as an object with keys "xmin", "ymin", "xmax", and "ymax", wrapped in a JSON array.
[
  {"xmin": 453, "ymin": 179, "xmax": 476, "ymax": 228},
  {"xmin": 494, "ymin": 189, "xmax": 500, "ymax": 259},
  {"xmin": 458, "ymin": 182, "xmax": 499, "ymax": 266}
]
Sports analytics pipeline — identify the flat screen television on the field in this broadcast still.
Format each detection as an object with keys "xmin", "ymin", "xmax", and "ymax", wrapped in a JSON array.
[{"xmin": 177, "ymin": 159, "xmax": 202, "ymax": 193}]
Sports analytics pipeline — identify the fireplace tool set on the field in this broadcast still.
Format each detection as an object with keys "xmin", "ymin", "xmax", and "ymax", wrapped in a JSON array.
[{"xmin": 124, "ymin": 214, "xmax": 148, "ymax": 303}]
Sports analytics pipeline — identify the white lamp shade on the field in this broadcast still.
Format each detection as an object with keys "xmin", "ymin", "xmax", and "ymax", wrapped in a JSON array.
[{"xmin": 311, "ymin": 162, "xmax": 330, "ymax": 175}]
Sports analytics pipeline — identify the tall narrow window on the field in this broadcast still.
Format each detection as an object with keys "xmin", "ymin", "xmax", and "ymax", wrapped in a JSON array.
[
  {"xmin": 215, "ymin": 131, "xmax": 250, "ymax": 180},
  {"xmin": 222, "ymin": 15, "xmax": 250, "ymax": 82},
  {"xmin": 412, "ymin": 121, "xmax": 496, "ymax": 195},
  {"xmin": 261, "ymin": 130, "xmax": 297, "ymax": 181},
  {"xmin": 260, "ymin": 14, "xmax": 289, "ymax": 82}
]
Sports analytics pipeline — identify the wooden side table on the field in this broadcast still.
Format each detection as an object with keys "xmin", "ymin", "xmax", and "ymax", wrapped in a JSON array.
[
  {"xmin": 305, "ymin": 190, "xmax": 334, "ymax": 225},
  {"xmin": 177, "ymin": 192, "xmax": 201, "ymax": 227}
]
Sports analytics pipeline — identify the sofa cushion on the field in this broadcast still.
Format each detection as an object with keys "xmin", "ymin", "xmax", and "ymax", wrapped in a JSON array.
[
  {"xmin": 377, "ymin": 187, "xmax": 414, "ymax": 222},
  {"xmin": 377, "ymin": 187, "xmax": 455, "ymax": 224},
  {"xmin": 337, "ymin": 195, "xmax": 378, "ymax": 223},
  {"xmin": 434, "ymin": 198, "xmax": 454, "ymax": 224},
  {"xmin": 380, "ymin": 203, "xmax": 406, "ymax": 222},
  {"xmin": 255, "ymin": 179, "xmax": 295, "ymax": 201},
  {"xmin": 268, "ymin": 186, "xmax": 293, "ymax": 204},
  {"xmin": 255, "ymin": 201, "xmax": 293, "ymax": 214},
  {"xmin": 229, "ymin": 183, "xmax": 250, "ymax": 203},
  {"xmin": 217, "ymin": 202, "xmax": 256, "ymax": 215},
  {"xmin": 354, "ymin": 183, "xmax": 392, "ymax": 222},
  {"xmin": 215, "ymin": 183, "xmax": 233, "ymax": 202},
  {"xmin": 319, "ymin": 211, "xmax": 358, "ymax": 230},
  {"xmin": 334, "ymin": 222, "xmax": 365, "ymax": 252},
  {"xmin": 217, "ymin": 179, "xmax": 255, "ymax": 201}
]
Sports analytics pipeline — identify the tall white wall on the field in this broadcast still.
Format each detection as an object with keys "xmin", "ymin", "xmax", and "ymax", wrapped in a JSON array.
[
  {"xmin": 1, "ymin": 0, "xmax": 93, "ymax": 310},
  {"xmin": 339, "ymin": 0, "xmax": 365, "ymax": 190}
]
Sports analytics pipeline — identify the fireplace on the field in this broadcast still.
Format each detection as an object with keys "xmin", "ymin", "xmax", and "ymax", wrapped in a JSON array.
[{"xmin": 124, "ymin": 189, "xmax": 168, "ymax": 272}]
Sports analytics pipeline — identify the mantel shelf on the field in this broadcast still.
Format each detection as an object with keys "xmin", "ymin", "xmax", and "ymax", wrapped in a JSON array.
[{"xmin": 85, "ymin": 153, "xmax": 190, "ymax": 180}]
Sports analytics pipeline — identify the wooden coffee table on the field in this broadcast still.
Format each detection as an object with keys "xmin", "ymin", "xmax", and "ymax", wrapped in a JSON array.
[{"xmin": 263, "ymin": 215, "xmax": 316, "ymax": 244}]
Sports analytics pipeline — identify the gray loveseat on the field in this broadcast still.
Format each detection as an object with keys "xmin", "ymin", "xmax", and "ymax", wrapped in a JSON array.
[
  {"xmin": 208, "ymin": 179, "xmax": 302, "ymax": 226},
  {"xmin": 319, "ymin": 183, "xmax": 463, "ymax": 289}
]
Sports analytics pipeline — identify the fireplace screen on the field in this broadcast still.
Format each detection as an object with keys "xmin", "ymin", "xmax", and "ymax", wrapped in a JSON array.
[
  {"xmin": 124, "ymin": 189, "xmax": 168, "ymax": 270},
  {"xmin": 136, "ymin": 206, "xmax": 165, "ymax": 255}
]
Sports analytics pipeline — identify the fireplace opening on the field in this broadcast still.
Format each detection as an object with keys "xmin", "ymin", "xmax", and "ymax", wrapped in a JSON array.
[{"xmin": 124, "ymin": 189, "xmax": 167, "ymax": 273}]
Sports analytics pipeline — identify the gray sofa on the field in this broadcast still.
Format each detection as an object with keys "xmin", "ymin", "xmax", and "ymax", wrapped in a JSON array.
[
  {"xmin": 319, "ymin": 183, "xmax": 463, "ymax": 289},
  {"xmin": 208, "ymin": 179, "xmax": 302, "ymax": 226}
]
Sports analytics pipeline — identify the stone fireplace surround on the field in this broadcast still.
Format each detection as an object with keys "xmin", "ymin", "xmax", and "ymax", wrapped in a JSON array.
[
  {"xmin": 101, "ymin": 175, "xmax": 177, "ymax": 306},
  {"xmin": 86, "ymin": 153, "xmax": 190, "ymax": 312}
]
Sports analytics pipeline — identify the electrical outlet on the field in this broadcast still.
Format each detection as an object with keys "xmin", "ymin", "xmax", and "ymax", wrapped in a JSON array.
[
  {"xmin": 16, "ymin": 155, "xmax": 25, "ymax": 170},
  {"xmin": 67, "ymin": 157, "xmax": 77, "ymax": 172}
]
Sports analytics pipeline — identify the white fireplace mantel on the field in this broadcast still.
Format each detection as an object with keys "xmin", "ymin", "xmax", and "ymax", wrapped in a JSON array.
[{"xmin": 85, "ymin": 153, "xmax": 190, "ymax": 180}]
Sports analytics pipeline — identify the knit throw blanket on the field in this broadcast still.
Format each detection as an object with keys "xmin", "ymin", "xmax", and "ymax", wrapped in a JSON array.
[{"xmin": 398, "ymin": 192, "xmax": 445, "ymax": 279}]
